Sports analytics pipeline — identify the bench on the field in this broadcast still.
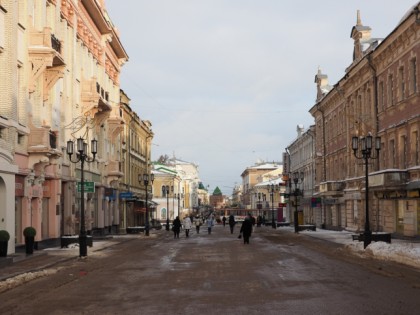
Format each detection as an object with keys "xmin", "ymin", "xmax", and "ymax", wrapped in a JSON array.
[
  {"xmin": 126, "ymin": 227, "xmax": 145, "ymax": 234},
  {"xmin": 277, "ymin": 222, "xmax": 290, "ymax": 227},
  {"xmin": 61, "ymin": 235, "xmax": 93, "ymax": 248},
  {"xmin": 351, "ymin": 233, "xmax": 391, "ymax": 244},
  {"xmin": 298, "ymin": 224, "xmax": 316, "ymax": 231}
]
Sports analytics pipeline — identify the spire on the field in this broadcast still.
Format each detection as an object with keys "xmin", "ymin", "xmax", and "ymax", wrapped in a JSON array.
[{"xmin": 356, "ymin": 10, "xmax": 362, "ymax": 26}]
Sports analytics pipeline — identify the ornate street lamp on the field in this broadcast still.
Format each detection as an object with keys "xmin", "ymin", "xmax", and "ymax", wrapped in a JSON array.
[
  {"xmin": 176, "ymin": 193, "xmax": 183, "ymax": 218},
  {"xmin": 165, "ymin": 185, "xmax": 170, "ymax": 231},
  {"xmin": 66, "ymin": 136, "xmax": 97, "ymax": 257},
  {"xmin": 352, "ymin": 134, "xmax": 381, "ymax": 248},
  {"xmin": 268, "ymin": 184, "xmax": 277, "ymax": 229},
  {"xmin": 140, "ymin": 173, "xmax": 154, "ymax": 236},
  {"xmin": 292, "ymin": 171, "xmax": 304, "ymax": 233}
]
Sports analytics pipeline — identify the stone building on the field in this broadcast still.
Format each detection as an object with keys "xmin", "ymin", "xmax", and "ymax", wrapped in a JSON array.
[
  {"xmin": 309, "ymin": 5, "xmax": 420, "ymax": 236},
  {"xmin": 119, "ymin": 90, "xmax": 154, "ymax": 233},
  {"xmin": 284, "ymin": 125, "xmax": 316, "ymax": 226},
  {"xmin": 0, "ymin": 0, "xmax": 134, "ymax": 254},
  {"xmin": 240, "ymin": 161, "xmax": 282, "ymax": 209}
]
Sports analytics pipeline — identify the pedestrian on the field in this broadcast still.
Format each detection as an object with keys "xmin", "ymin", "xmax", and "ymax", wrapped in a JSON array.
[
  {"xmin": 207, "ymin": 216, "xmax": 214, "ymax": 234},
  {"xmin": 240, "ymin": 214, "xmax": 253, "ymax": 244},
  {"xmin": 195, "ymin": 217, "xmax": 201, "ymax": 234},
  {"xmin": 228, "ymin": 214, "xmax": 236, "ymax": 234},
  {"xmin": 183, "ymin": 216, "xmax": 192, "ymax": 238},
  {"xmin": 172, "ymin": 216, "xmax": 181, "ymax": 239},
  {"xmin": 257, "ymin": 215, "xmax": 262, "ymax": 227},
  {"xmin": 222, "ymin": 216, "xmax": 226, "ymax": 227},
  {"xmin": 250, "ymin": 214, "xmax": 256, "ymax": 226}
]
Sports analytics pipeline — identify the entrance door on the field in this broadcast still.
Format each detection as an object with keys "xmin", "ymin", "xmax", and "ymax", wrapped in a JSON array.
[
  {"xmin": 41, "ymin": 198, "xmax": 49, "ymax": 239},
  {"xmin": 396, "ymin": 200, "xmax": 405, "ymax": 234},
  {"xmin": 417, "ymin": 201, "xmax": 420, "ymax": 236}
]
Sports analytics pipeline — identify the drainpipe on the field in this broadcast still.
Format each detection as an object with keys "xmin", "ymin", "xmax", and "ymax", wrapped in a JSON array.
[
  {"xmin": 316, "ymin": 104, "xmax": 327, "ymax": 228},
  {"xmin": 367, "ymin": 54, "xmax": 379, "ymax": 148},
  {"xmin": 367, "ymin": 53, "xmax": 380, "ymax": 231}
]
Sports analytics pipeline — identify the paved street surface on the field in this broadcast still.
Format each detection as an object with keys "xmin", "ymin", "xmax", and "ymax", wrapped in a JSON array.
[{"xmin": 1, "ymin": 225, "xmax": 420, "ymax": 315}]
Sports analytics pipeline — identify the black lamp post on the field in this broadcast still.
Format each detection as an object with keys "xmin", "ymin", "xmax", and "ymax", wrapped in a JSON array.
[
  {"xmin": 292, "ymin": 171, "xmax": 304, "ymax": 233},
  {"xmin": 352, "ymin": 134, "xmax": 381, "ymax": 249},
  {"xmin": 140, "ymin": 173, "xmax": 154, "ymax": 236},
  {"xmin": 165, "ymin": 186, "xmax": 170, "ymax": 231},
  {"xmin": 268, "ymin": 184, "xmax": 277, "ymax": 229},
  {"xmin": 176, "ymin": 193, "xmax": 183, "ymax": 218},
  {"xmin": 66, "ymin": 136, "xmax": 97, "ymax": 257}
]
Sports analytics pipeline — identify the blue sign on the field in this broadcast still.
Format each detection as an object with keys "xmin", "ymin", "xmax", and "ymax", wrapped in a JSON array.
[{"xmin": 119, "ymin": 191, "xmax": 133, "ymax": 199}]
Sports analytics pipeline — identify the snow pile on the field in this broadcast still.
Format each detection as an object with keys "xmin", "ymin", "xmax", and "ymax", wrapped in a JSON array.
[
  {"xmin": 0, "ymin": 268, "xmax": 59, "ymax": 293},
  {"xmin": 345, "ymin": 241, "xmax": 420, "ymax": 269}
]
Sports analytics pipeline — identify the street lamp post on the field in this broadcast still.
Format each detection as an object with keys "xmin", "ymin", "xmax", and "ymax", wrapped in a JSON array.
[
  {"xmin": 165, "ymin": 186, "xmax": 170, "ymax": 231},
  {"xmin": 176, "ymin": 193, "xmax": 183, "ymax": 218},
  {"xmin": 66, "ymin": 136, "xmax": 97, "ymax": 257},
  {"xmin": 140, "ymin": 173, "xmax": 154, "ymax": 236},
  {"xmin": 292, "ymin": 171, "xmax": 304, "ymax": 234},
  {"xmin": 268, "ymin": 184, "xmax": 277, "ymax": 229},
  {"xmin": 352, "ymin": 134, "xmax": 381, "ymax": 249}
]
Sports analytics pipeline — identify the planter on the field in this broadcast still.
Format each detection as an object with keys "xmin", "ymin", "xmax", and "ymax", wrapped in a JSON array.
[
  {"xmin": 25, "ymin": 236, "xmax": 35, "ymax": 254},
  {"xmin": 0, "ymin": 241, "xmax": 8, "ymax": 257}
]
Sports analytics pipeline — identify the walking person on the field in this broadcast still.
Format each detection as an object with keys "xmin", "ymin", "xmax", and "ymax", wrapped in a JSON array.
[
  {"xmin": 195, "ymin": 217, "xmax": 201, "ymax": 234},
  {"xmin": 228, "ymin": 214, "xmax": 236, "ymax": 234},
  {"xmin": 172, "ymin": 216, "xmax": 181, "ymax": 239},
  {"xmin": 207, "ymin": 216, "xmax": 214, "ymax": 234},
  {"xmin": 240, "ymin": 214, "xmax": 253, "ymax": 244},
  {"xmin": 183, "ymin": 216, "xmax": 192, "ymax": 238},
  {"xmin": 222, "ymin": 216, "xmax": 227, "ymax": 227}
]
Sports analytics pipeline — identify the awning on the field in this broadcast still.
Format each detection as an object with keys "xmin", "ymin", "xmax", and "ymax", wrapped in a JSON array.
[{"xmin": 407, "ymin": 181, "xmax": 420, "ymax": 190}]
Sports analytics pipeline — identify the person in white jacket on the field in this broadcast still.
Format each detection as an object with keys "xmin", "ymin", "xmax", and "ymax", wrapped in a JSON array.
[{"xmin": 183, "ymin": 216, "xmax": 192, "ymax": 238}]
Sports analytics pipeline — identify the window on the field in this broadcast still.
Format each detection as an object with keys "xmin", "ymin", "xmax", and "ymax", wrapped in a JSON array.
[
  {"xmin": 387, "ymin": 74, "xmax": 394, "ymax": 107},
  {"xmin": 410, "ymin": 58, "xmax": 417, "ymax": 94},
  {"xmin": 389, "ymin": 139, "xmax": 395, "ymax": 168},
  {"xmin": 0, "ymin": 7, "xmax": 5, "ymax": 51},
  {"xmin": 400, "ymin": 135, "xmax": 407, "ymax": 169},
  {"xmin": 412, "ymin": 131, "xmax": 419, "ymax": 166},
  {"xmin": 17, "ymin": 134, "xmax": 24, "ymax": 145},
  {"xmin": 399, "ymin": 67, "xmax": 405, "ymax": 101},
  {"xmin": 378, "ymin": 81, "xmax": 384, "ymax": 111}
]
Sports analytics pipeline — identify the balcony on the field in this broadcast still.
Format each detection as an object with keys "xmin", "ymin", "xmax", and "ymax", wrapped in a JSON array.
[
  {"xmin": 370, "ymin": 170, "xmax": 407, "ymax": 188},
  {"xmin": 105, "ymin": 160, "xmax": 124, "ymax": 185},
  {"xmin": 319, "ymin": 181, "xmax": 345, "ymax": 196},
  {"xmin": 28, "ymin": 27, "xmax": 65, "ymax": 100},
  {"xmin": 27, "ymin": 122, "xmax": 62, "ymax": 169},
  {"xmin": 81, "ymin": 78, "xmax": 112, "ymax": 118}
]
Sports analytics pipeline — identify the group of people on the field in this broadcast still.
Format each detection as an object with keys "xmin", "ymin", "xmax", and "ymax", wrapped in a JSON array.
[
  {"xmin": 171, "ymin": 213, "xmax": 256, "ymax": 245},
  {"xmin": 171, "ymin": 215, "xmax": 215, "ymax": 239}
]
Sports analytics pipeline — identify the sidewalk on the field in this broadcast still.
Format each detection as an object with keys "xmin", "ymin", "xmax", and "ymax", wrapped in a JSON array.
[
  {"xmin": 280, "ymin": 226, "xmax": 420, "ymax": 269},
  {"xmin": 0, "ymin": 234, "xmax": 141, "ymax": 282}
]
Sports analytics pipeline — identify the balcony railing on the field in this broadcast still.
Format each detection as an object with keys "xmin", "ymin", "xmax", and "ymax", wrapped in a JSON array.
[
  {"xmin": 49, "ymin": 131, "xmax": 57, "ymax": 149},
  {"xmin": 319, "ymin": 181, "xmax": 344, "ymax": 193},
  {"xmin": 51, "ymin": 34, "xmax": 61, "ymax": 54},
  {"xmin": 370, "ymin": 170, "xmax": 407, "ymax": 187}
]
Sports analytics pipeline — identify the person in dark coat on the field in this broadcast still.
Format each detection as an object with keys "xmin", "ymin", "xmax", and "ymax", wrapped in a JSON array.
[
  {"xmin": 172, "ymin": 216, "xmax": 182, "ymax": 239},
  {"xmin": 228, "ymin": 214, "xmax": 236, "ymax": 234},
  {"xmin": 222, "ymin": 216, "xmax": 227, "ymax": 227},
  {"xmin": 240, "ymin": 215, "xmax": 253, "ymax": 244}
]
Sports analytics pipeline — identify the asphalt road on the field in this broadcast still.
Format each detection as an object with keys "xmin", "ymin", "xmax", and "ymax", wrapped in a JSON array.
[{"xmin": 1, "ymin": 225, "xmax": 420, "ymax": 315}]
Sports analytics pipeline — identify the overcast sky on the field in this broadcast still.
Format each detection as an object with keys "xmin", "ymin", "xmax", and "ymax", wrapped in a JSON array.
[{"xmin": 105, "ymin": 0, "xmax": 417, "ymax": 195}]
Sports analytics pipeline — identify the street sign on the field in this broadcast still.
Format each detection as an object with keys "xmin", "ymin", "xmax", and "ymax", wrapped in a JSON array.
[
  {"xmin": 119, "ymin": 191, "xmax": 133, "ymax": 199},
  {"xmin": 77, "ymin": 181, "xmax": 95, "ymax": 193}
]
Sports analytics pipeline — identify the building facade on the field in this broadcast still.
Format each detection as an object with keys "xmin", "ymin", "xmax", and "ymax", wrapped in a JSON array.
[
  {"xmin": 309, "ymin": 5, "xmax": 420, "ymax": 236},
  {"xmin": 0, "ymin": 0, "xmax": 143, "ymax": 254},
  {"xmin": 240, "ymin": 161, "xmax": 282, "ymax": 209}
]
